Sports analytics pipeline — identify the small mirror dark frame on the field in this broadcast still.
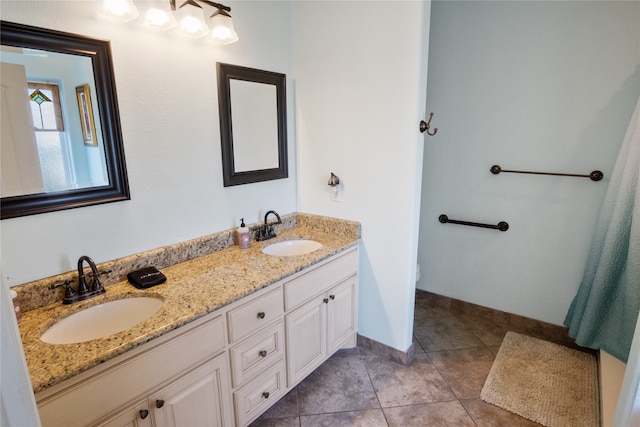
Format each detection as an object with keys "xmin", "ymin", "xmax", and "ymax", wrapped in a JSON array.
[
  {"xmin": 217, "ymin": 62, "xmax": 288, "ymax": 187},
  {"xmin": 0, "ymin": 21, "xmax": 130, "ymax": 220}
]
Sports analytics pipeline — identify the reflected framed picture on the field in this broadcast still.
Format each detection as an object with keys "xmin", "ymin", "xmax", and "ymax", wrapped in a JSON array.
[{"xmin": 76, "ymin": 84, "xmax": 97, "ymax": 146}]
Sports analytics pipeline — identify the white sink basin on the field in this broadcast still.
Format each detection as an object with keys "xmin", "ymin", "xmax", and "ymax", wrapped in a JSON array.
[
  {"xmin": 262, "ymin": 239, "xmax": 322, "ymax": 256},
  {"xmin": 41, "ymin": 297, "xmax": 163, "ymax": 345}
]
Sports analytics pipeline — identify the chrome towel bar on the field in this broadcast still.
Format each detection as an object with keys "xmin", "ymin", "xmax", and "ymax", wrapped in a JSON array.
[
  {"xmin": 439, "ymin": 214, "xmax": 509, "ymax": 232},
  {"xmin": 490, "ymin": 165, "xmax": 603, "ymax": 181}
]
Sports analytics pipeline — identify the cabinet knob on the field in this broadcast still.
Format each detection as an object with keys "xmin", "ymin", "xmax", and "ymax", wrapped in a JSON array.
[
  {"xmin": 259, "ymin": 350, "xmax": 267, "ymax": 357},
  {"xmin": 139, "ymin": 409, "xmax": 149, "ymax": 419},
  {"xmin": 329, "ymin": 294, "xmax": 335, "ymax": 300},
  {"xmin": 155, "ymin": 399, "xmax": 165, "ymax": 409},
  {"xmin": 323, "ymin": 298, "xmax": 329, "ymax": 304},
  {"xmin": 257, "ymin": 312, "xmax": 266, "ymax": 319},
  {"xmin": 262, "ymin": 392, "xmax": 270, "ymax": 399}
]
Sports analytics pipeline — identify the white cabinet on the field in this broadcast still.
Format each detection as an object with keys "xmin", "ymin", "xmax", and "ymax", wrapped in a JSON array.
[
  {"xmin": 285, "ymin": 276, "xmax": 357, "ymax": 386},
  {"xmin": 96, "ymin": 400, "xmax": 152, "ymax": 427},
  {"xmin": 229, "ymin": 320, "xmax": 285, "ymax": 388},
  {"xmin": 285, "ymin": 296, "xmax": 326, "ymax": 386},
  {"xmin": 326, "ymin": 276, "xmax": 358, "ymax": 355},
  {"xmin": 284, "ymin": 248, "xmax": 358, "ymax": 387},
  {"xmin": 97, "ymin": 355, "xmax": 232, "ymax": 427},
  {"xmin": 227, "ymin": 287, "xmax": 287, "ymax": 426},
  {"xmin": 233, "ymin": 360, "xmax": 287, "ymax": 426},
  {"xmin": 150, "ymin": 354, "xmax": 233, "ymax": 427},
  {"xmin": 37, "ymin": 315, "xmax": 230, "ymax": 427}
]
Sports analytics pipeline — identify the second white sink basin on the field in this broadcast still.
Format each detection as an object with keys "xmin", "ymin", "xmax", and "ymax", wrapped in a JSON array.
[
  {"xmin": 262, "ymin": 239, "xmax": 322, "ymax": 256},
  {"xmin": 41, "ymin": 297, "xmax": 164, "ymax": 345}
]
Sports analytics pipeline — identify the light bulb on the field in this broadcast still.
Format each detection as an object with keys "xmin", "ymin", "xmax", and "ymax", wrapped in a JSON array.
[
  {"xmin": 144, "ymin": 7, "xmax": 176, "ymax": 30},
  {"xmin": 209, "ymin": 10, "xmax": 238, "ymax": 45},
  {"xmin": 175, "ymin": 4, "xmax": 209, "ymax": 38},
  {"xmin": 100, "ymin": 0, "xmax": 139, "ymax": 22}
]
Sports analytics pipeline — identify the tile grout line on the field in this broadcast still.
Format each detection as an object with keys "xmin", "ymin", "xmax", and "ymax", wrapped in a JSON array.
[{"xmin": 360, "ymin": 349, "xmax": 392, "ymax": 427}]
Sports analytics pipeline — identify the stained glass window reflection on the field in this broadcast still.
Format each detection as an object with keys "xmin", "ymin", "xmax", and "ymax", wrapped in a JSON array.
[
  {"xmin": 28, "ymin": 83, "xmax": 64, "ymax": 131},
  {"xmin": 28, "ymin": 82, "xmax": 69, "ymax": 192}
]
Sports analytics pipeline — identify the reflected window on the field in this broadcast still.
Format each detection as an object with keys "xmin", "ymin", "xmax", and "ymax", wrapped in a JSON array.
[{"xmin": 28, "ymin": 82, "xmax": 72, "ymax": 192}]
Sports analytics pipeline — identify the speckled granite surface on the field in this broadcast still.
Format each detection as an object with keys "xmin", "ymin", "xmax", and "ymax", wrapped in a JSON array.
[{"xmin": 16, "ymin": 213, "xmax": 360, "ymax": 394}]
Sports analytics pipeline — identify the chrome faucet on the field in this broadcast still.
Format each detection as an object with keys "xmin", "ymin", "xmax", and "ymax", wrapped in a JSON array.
[
  {"xmin": 50, "ymin": 255, "xmax": 108, "ymax": 304},
  {"xmin": 256, "ymin": 210, "xmax": 282, "ymax": 241}
]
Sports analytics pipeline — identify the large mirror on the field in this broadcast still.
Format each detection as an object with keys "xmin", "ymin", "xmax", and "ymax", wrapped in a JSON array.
[
  {"xmin": 0, "ymin": 21, "xmax": 129, "ymax": 219},
  {"xmin": 217, "ymin": 63, "xmax": 288, "ymax": 187}
]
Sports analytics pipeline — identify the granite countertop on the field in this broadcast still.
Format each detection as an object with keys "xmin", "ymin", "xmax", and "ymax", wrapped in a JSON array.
[{"xmin": 18, "ymin": 216, "xmax": 360, "ymax": 394}]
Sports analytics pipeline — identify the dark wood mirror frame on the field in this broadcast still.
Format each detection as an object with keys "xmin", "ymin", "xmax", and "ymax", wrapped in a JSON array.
[
  {"xmin": 0, "ymin": 21, "xmax": 130, "ymax": 220},
  {"xmin": 217, "ymin": 62, "xmax": 288, "ymax": 187}
]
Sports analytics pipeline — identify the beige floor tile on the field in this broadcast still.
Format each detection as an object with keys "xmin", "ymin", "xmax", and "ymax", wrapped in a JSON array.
[
  {"xmin": 414, "ymin": 316, "xmax": 484, "ymax": 351},
  {"xmin": 300, "ymin": 409, "xmax": 388, "ymax": 427},
  {"xmin": 428, "ymin": 347, "xmax": 496, "ymax": 399},
  {"xmin": 383, "ymin": 401, "xmax": 476, "ymax": 427},
  {"xmin": 256, "ymin": 388, "xmax": 299, "ymax": 420},
  {"xmin": 456, "ymin": 313, "xmax": 510, "ymax": 346},
  {"xmin": 249, "ymin": 416, "xmax": 301, "ymax": 427},
  {"xmin": 297, "ymin": 354, "xmax": 379, "ymax": 415},
  {"xmin": 460, "ymin": 398, "xmax": 543, "ymax": 426},
  {"xmin": 364, "ymin": 353, "xmax": 455, "ymax": 407}
]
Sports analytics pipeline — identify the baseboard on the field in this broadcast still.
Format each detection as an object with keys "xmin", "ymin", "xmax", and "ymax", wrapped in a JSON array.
[{"xmin": 357, "ymin": 334, "xmax": 415, "ymax": 366}]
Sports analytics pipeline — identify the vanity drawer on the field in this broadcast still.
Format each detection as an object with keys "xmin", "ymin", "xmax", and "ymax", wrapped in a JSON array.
[
  {"xmin": 227, "ymin": 287, "xmax": 283, "ymax": 343},
  {"xmin": 233, "ymin": 360, "xmax": 286, "ymax": 427},
  {"xmin": 284, "ymin": 248, "xmax": 358, "ymax": 310},
  {"xmin": 229, "ymin": 320, "xmax": 284, "ymax": 387}
]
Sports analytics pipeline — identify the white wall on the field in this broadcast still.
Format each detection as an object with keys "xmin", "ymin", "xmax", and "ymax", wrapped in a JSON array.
[
  {"xmin": 417, "ymin": 1, "xmax": 640, "ymax": 325},
  {"xmin": 0, "ymin": 0, "xmax": 297, "ymax": 286},
  {"xmin": 292, "ymin": 1, "xmax": 431, "ymax": 352}
]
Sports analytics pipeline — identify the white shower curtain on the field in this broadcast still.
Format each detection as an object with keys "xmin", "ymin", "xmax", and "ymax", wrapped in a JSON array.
[{"xmin": 565, "ymin": 96, "xmax": 640, "ymax": 363}]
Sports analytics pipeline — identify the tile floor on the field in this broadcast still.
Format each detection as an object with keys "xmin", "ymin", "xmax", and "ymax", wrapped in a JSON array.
[{"xmin": 249, "ymin": 293, "xmax": 568, "ymax": 427}]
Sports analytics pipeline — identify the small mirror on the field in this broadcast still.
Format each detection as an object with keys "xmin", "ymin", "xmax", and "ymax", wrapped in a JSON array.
[
  {"xmin": 217, "ymin": 63, "xmax": 288, "ymax": 187},
  {"xmin": 0, "ymin": 21, "xmax": 129, "ymax": 219}
]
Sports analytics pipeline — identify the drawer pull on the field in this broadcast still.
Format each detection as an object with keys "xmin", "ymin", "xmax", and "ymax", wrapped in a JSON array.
[
  {"xmin": 262, "ymin": 392, "xmax": 270, "ymax": 399},
  {"xmin": 329, "ymin": 294, "xmax": 335, "ymax": 300},
  {"xmin": 155, "ymin": 399, "xmax": 165, "ymax": 409},
  {"xmin": 139, "ymin": 409, "xmax": 149, "ymax": 419},
  {"xmin": 323, "ymin": 298, "xmax": 329, "ymax": 304},
  {"xmin": 259, "ymin": 350, "xmax": 267, "ymax": 358},
  {"xmin": 257, "ymin": 312, "xmax": 266, "ymax": 319}
]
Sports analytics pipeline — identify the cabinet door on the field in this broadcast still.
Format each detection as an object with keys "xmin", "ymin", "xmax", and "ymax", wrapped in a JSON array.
[
  {"xmin": 95, "ymin": 400, "xmax": 152, "ymax": 427},
  {"xmin": 285, "ymin": 296, "xmax": 326, "ymax": 386},
  {"xmin": 151, "ymin": 354, "xmax": 233, "ymax": 427},
  {"xmin": 327, "ymin": 276, "xmax": 357, "ymax": 354}
]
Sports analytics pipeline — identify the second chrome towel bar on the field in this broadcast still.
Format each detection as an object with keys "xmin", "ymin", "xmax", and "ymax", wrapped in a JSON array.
[
  {"xmin": 490, "ymin": 165, "xmax": 603, "ymax": 181},
  {"xmin": 439, "ymin": 214, "xmax": 509, "ymax": 232}
]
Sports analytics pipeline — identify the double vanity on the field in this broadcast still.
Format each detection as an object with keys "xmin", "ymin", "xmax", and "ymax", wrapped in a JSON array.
[{"xmin": 16, "ymin": 213, "xmax": 360, "ymax": 427}]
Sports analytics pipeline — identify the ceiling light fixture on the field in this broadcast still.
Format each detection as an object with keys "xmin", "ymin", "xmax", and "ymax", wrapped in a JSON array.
[{"xmin": 100, "ymin": 0, "xmax": 238, "ymax": 44}]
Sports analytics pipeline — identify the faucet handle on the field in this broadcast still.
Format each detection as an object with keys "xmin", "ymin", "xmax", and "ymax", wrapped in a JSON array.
[
  {"xmin": 89, "ymin": 269, "xmax": 112, "ymax": 278},
  {"xmin": 50, "ymin": 280, "xmax": 77, "ymax": 303}
]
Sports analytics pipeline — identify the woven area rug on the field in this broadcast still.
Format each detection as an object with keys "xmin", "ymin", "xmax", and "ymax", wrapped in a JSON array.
[{"xmin": 481, "ymin": 331, "xmax": 599, "ymax": 427}]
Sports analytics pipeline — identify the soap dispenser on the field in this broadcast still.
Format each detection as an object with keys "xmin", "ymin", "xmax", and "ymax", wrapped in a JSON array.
[{"xmin": 238, "ymin": 218, "xmax": 250, "ymax": 249}]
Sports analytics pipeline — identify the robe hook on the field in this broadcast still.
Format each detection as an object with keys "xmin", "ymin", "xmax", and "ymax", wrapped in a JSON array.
[{"xmin": 419, "ymin": 112, "xmax": 438, "ymax": 136}]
